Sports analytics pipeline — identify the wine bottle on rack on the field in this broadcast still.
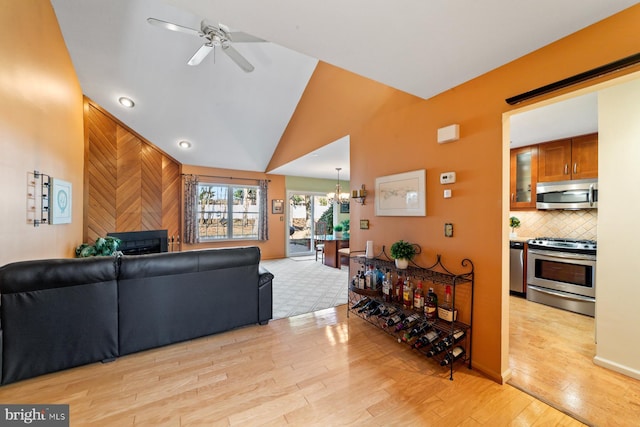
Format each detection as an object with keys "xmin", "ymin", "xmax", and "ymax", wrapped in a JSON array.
[
  {"xmin": 357, "ymin": 299, "xmax": 378, "ymax": 313},
  {"xmin": 425, "ymin": 287, "xmax": 437, "ymax": 321},
  {"xmin": 402, "ymin": 320, "xmax": 430, "ymax": 342},
  {"xmin": 379, "ymin": 304, "xmax": 398, "ymax": 318},
  {"xmin": 382, "ymin": 269, "xmax": 392, "ymax": 302},
  {"xmin": 385, "ymin": 311, "xmax": 406, "ymax": 328},
  {"xmin": 368, "ymin": 303, "xmax": 385, "ymax": 317},
  {"xmin": 395, "ymin": 272, "xmax": 404, "ymax": 303},
  {"xmin": 440, "ymin": 346, "xmax": 465, "ymax": 366},
  {"xmin": 402, "ymin": 276, "xmax": 414, "ymax": 310},
  {"xmin": 413, "ymin": 281, "xmax": 424, "ymax": 312},
  {"xmin": 413, "ymin": 329, "xmax": 440, "ymax": 349},
  {"xmin": 426, "ymin": 339, "xmax": 448, "ymax": 357},
  {"xmin": 351, "ymin": 297, "xmax": 370, "ymax": 310},
  {"xmin": 395, "ymin": 313, "xmax": 421, "ymax": 332}
]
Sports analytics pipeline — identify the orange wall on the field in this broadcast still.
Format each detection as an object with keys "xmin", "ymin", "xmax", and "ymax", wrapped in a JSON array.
[
  {"xmin": 0, "ymin": 1, "xmax": 84, "ymax": 265},
  {"xmin": 181, "ymin": 164, "xmax": 286, "ymax": 260},
  {"xmin": 269, "ymin": 5, "xmax": 640, "ymax": 381}
]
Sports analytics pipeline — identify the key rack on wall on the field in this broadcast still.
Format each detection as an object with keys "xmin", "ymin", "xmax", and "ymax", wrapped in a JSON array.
[{"xmin": 27, "ymin": 170, "xmax": 50, "ymax": 227}]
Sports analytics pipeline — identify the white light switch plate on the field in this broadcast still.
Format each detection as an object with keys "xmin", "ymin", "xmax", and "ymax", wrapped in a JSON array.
[
  {"xmin": 444, "ymin": 189, "xmax": 452, "ymax": 198},
  {"xmin": 440, "ymin": 172, "xmax": 456, "ymax": 184}
]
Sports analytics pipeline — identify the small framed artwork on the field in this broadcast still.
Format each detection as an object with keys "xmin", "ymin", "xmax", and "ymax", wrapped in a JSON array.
[
  {"xmin": 359, "ymin": 219, "xmax": 369, "ymax": 229},
  {"xmin": 50, "ymin": 178, "xmax": 72, "ymax": 224},
  {"xmin": 340, "ymin": 201, "xmax": 350, "ymax": 213},
  {"xmin": 272, "ymin": 199, "xmax": 284, "ymax": 214},
  {"xmin": 375, "ymin": 169, "xmax": 426, "ymax": 216}
]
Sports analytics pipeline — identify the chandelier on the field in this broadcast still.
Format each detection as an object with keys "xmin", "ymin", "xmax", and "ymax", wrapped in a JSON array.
[{"xmin": 327, "ymin": 167, "xmax": 350, "ymax": 204}]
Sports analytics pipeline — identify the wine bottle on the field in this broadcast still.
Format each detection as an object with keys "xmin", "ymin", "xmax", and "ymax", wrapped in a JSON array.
[
  {"xmin": 385, "ymin": 312, "xmax": 406, "ymax": 328},
  {"xmin": 402, "ymin": 320, "xmax": 430, "ymax": 342},
  {"xmin": 440, "ymin": 346, "xmax": 465, "ymax": 366},
  {"xmin": 413, "ymin": 329, "xmax": 440, "ymax": 349},
  {"xmin": 395, "ymin": 313, "xmax": 421, "ymax": 332},
  {"xmin": 395, "ymin": 272, "xmax": 404, "ymax": 304},
  {"xmin": 357, "ymin": 299, "xmax": 378, "ymax": 313},
  {"xmin": 426, "ymin": 339, "xmax": 448, "ymax": 357},
  {"xmin": 368, "ymin": 303, "xmax": 384, "ymax": 317},
  {"xmin": 379, "ymin": 305, "xmax": 398, "ymax": 318},
  {"xmin": 351, "ymin": 297, "xmax": 370, "ymax": 310},
  {"xmin": 403, "ymin": 277, "xmax": 414, "ymax": 310}
]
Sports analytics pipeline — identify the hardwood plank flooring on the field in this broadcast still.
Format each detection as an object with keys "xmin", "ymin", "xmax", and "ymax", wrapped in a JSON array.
[
  {"xmin": 0, "ymin": 306, "xmax": 582, "ymax": 426},
  {"xmin": 509, "ymin": 295, "xmax": 640, "ymax": 426}
]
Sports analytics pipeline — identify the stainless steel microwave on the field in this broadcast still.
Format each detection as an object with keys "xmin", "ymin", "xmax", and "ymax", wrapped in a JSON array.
[{"xmin": 536, "ymin": 179, "xmax": 597, "ymax": 210}]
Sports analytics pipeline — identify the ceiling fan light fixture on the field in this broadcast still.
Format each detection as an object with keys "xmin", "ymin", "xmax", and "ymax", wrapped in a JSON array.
[
  {"xmin": 118, "ymin": 96, "xmax": 135, "ymax": 108},
  {"xmin": 178, "ymin": 140, "xmax": 192, "ymax": 149}
]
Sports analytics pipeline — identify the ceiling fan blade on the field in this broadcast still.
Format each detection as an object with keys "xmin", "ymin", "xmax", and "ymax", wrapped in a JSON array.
[
  {"xmin": 187, "ymin": 44, "xmax": 214, "ymax": 66},
  {"xmin": 221, "ymin": 44, "xmax": 255, "ymax": 73},
  {"xmin": 228, "ymin": 32, "xmax": 266, "ymax": 43},
  {"xmin": 147, "ymin": 17, "xmax": 201, "ymax": 37}
]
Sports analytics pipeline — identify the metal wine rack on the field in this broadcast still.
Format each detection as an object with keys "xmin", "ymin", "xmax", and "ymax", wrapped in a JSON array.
[{"xmin": 347, "ymin": 252, "xmax": 474, "ymax": 380}]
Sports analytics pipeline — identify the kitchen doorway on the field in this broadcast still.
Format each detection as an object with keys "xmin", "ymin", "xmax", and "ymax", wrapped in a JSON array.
[{"xmin": 287, "ymin": 191, "xmax": 332, "ymax": 257}]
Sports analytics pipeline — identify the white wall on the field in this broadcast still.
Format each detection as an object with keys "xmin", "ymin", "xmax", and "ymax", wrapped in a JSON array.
[{"xmin": 594, "ymin": 76, "xmax": 640, "ymax": 379}]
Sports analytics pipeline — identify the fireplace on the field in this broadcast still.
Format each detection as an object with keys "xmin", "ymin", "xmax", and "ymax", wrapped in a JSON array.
[{"xmin": 107, "ymin": 230, "xmax": 169, "ymax": 255}]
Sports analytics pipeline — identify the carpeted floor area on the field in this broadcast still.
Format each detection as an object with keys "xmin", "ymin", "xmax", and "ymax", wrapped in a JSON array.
[{"xmin": 260, "ymin": 256, "xmax": 348, "ymax": 320}]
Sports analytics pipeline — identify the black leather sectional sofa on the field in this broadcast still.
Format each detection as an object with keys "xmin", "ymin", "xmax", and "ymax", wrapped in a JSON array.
[{"xmin": 0, "ymin": 246, "xmax": 273, "ymax": 385}]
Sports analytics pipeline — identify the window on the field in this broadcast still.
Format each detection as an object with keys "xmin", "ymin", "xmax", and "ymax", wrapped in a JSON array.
[{"xmin": 197, "ymin": 183, "xmax": 260, "ymax": 240}]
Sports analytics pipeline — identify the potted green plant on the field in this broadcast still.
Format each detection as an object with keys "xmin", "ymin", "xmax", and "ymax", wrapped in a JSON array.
[
  {"xmin": 340, "ymin": 219, "xmax": 350, "ymax": 239},
  {"xmin": 509, "ymin": 216, "xmax": 521, "ymax": 238},
  {"xmin": 75, "ymin": 236, "xmax": 122, "ymax": 258},
  {"xmin": 333, "ymin": 224, "xmax": 344, "ymax": 239},
  {"xmin": 390, "ymin": 239, "xmax": 417, "ymax": 269}
]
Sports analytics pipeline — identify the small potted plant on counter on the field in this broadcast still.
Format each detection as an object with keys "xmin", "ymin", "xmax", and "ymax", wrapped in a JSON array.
[
  {"xmin": 390, "ymin": 239, "xmax": 417, "ymax": 269},
  {"xmin": 509, "ymin": 216, "xmax": 521, "ymax": 238},
  {"xmin": 333, "ymin": 224, "xmax": 344, "ymax": 239}
]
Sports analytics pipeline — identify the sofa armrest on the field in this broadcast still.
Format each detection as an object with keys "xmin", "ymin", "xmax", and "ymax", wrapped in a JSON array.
[{"xmin": 258, "ymin": 266, "xmax": 273, "ymax": 325}]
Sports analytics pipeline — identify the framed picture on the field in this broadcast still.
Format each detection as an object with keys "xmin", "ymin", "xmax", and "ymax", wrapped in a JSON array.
[
  {"xmin": 359, "ymin": 219, "xmax": 369, "ymax": 229},
  {"xmin": 50, "ymin": 178, "xmax": 72, "ymax": 224},
  {"xmin": 340, "ymin": 201, "xmax": 350, "ymax": 213},
  {"xmin": 375, "ymin": 169, "xmax": 426, "ymax": 216},
  {"xmin": 272, "ymin": 199, "xmax": 284, "ymax": 214}
]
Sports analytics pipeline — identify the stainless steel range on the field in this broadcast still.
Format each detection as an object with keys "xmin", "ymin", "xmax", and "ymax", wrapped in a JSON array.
[{"xmin": 526, "ymin": 237, "xmax": 596, "ymax": 317}]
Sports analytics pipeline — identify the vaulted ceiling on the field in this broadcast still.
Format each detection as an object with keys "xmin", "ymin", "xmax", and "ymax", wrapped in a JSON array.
[{"xmin": 51, "ymin": 0, "xmax": 636, "ymax": 180}]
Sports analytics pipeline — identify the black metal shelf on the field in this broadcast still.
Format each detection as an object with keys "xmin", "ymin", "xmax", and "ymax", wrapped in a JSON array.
[{"xmin": 347, "ymin": 252, "xmax": 474, "ymax": 380}]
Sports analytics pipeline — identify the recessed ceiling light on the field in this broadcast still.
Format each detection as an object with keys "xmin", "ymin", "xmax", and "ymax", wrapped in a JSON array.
[
  {"xmin": 118, "ymin": 97, "xmax": 135, "ymax": 108},
  {"xmin": 178, "ymin": 140, "xmax": 192, "ymax": 149}
]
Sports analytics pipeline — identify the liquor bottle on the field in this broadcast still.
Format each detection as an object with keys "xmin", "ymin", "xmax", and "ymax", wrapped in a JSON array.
[
  {"xmin": 402, "ymin": 276, "xmax": 413, "ymax": 309},
  {"xmin": 413, "ymin": 281, "xmax": 424, "ymax": 312},
  {"xmin": 440, "ymin": 346, "xmax": 466, "ymax": 366},
  {"xmin": 395, "ymin": 272, "xmax": 404, "ymax": 303},
  {"xmin": 385, "ymin": 311, "xmax": 406, "ymax": 328},
  {"xmin": 382, "ymin": 269, "xmax": 392, "ymax": 302},
  {"xmin": 391, "ymin": 271, "xmax": 398, "ymax": 302},
  {"xmin": 425, "ymin": 287, "xmax": 438, "ymax": 321},
  {"xmin": 375, "ymin": 266, "xmax": 385, "ymax": 291},
  {"xmin": 365, "ymin": 264, "xmax": 376, "ymax": 290},
  {"xmin": 395, "ymin": 313, "xmax": 420, "ymax": 332},
  {"xmin": 351, "ymin": 297, "xmax": 370, "ymax": 310}
]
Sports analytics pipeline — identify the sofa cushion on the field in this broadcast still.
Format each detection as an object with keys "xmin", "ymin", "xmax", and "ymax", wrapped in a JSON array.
[{"xmin": 0, "ymin": 257, "xmax": 119, "ymax": 385}]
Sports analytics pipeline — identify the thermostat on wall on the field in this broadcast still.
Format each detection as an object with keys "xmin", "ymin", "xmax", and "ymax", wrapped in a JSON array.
[{"xmin": 440, "ymin": 172, "xmax": 456, "ymax": 184}]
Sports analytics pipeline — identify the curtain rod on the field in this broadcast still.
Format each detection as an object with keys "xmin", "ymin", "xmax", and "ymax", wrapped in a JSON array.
[
  {"xmin": 506, "ymin": 52, "xmax": 640, "ymax": 105},
  {"xmin": 182, "ymin": 173, "xmax": 271, "ymax": 183}
]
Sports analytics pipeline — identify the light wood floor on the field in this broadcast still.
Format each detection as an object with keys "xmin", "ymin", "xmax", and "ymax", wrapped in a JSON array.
[
  {"xmin": 509, "ymin": 295, "xmax": 640, "ymax": 426},
  {"xmin": 0, "ymin": 306, "xmax": 584, "ymax": 426}
]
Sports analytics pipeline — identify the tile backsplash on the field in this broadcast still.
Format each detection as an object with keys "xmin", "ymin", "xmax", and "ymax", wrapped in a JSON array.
[{"xmin": 509, "ymin": 210, "xmax": 597, "ymax": 240}]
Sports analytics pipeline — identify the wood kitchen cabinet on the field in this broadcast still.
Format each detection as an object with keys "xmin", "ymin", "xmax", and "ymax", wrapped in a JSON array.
[
  {"xmin": 510, "ymin": 145, "xmax": 538, "ymax": 210},
  {"xmin": 538, "ymin": 133, "xmax": 598, "ymax": 182}
]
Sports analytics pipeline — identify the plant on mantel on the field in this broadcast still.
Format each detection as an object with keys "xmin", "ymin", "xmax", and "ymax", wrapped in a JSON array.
[{"xmin": 75, "ymin": 236, "xmax": 121, "ymax": 258}]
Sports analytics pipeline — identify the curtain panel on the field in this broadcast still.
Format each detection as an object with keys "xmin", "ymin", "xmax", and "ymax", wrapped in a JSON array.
[{"xmin": 183, "ymin": 175, "xmax": 199, "ymax": 244}]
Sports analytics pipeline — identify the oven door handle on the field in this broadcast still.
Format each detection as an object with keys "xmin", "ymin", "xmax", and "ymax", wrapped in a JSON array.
[
  {"xmin": 589, "ymin": 183, "xmax": 595, "ymax": 207},
  {"xmin": 527, "ymin": 248, "xmax": 596, "ymax": 261},
  {"xmin": 528, "ymin": 285, "xmax": 595, "ymax": 302}
]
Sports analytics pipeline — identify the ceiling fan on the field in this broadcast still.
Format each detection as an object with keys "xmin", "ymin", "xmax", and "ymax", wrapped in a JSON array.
[{"xmin": 147, "ymin": 17, "xmax": 266, "ymax": 72}]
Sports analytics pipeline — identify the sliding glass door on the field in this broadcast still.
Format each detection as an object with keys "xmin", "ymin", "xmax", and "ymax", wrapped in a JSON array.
[{"xmin": 287, "ymin": 192, "xmax": 331, "ymax": 257}]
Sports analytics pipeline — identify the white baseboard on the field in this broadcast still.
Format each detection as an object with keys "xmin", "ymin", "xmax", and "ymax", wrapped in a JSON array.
[{"xmin": 593, "ymin": 355, "xmax": 640, "ymax": 380}]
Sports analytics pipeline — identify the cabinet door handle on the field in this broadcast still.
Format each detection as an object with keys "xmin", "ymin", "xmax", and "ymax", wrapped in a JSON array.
[
  {"xmin": 573, "ymin": 163, "xmax": 577, "ymax": 174},
  {"xmin": 564, "ymin": 164, "xmax": 568, "ymax": 175},
  {"xmin": 511, "ymin": 193, "xmax": 515, "ymax": 202}
]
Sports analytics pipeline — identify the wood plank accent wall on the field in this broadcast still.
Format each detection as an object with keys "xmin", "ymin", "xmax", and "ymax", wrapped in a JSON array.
[{"xmin": 83, "ymin": 99, "xmax": 181, "ymax": 247}]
